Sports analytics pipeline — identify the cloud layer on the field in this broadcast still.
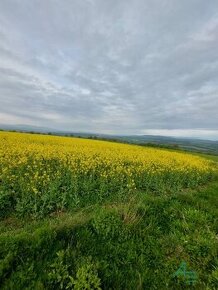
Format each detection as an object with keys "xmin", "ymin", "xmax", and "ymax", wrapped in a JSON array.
[{"xmin": 0, "ymin": 0, "xmax": 218, "ymax": 138}]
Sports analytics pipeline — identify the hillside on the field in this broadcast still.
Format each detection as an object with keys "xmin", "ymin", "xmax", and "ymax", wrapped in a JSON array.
[
  {"xmin": 1, "ymin": 125, "xmax": 218, "ymax": 155},
  {"xmin": 0, "ymin": 132, "xmax": 217, "ymax": 289}
]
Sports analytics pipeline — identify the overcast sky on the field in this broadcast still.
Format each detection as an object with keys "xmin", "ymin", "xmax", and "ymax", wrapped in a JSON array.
[{"xmin": 0, "ymin": 0, "xmax": 218, "ymax": 139}]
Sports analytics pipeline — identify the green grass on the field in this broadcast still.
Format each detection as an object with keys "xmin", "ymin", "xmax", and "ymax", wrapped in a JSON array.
[{"xmin": 0, "ymin": 153, "xmax": 217, "ymax": 289}]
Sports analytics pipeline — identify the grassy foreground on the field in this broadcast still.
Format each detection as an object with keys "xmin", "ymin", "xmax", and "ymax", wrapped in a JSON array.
[{"xmin": 0, "ymin": 133, "xmax": 217, "ymax": 289}]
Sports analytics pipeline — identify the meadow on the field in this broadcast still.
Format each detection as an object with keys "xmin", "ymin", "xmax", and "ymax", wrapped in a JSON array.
[{"xmin": 0, "ymin": 131, "xmax": 217, "ymax": 289}]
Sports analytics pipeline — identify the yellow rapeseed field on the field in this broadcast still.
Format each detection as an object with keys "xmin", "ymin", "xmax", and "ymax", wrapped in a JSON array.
[{"xmin": 0, "ymin": 131, "xmax": 215, "ymax": 217}]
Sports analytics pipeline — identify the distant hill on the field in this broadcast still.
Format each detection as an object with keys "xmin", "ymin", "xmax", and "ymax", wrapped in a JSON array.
[
  {"xmin": 0, "ymin": 124, "xmax": 218, "ymax": 155},
  {"xmin": 0, "ymin": 124, "xmax": 58, "ymax": 133},
  {"xmin": 114, "ymin": 135, "xmax": 218, "ymax": 155}
]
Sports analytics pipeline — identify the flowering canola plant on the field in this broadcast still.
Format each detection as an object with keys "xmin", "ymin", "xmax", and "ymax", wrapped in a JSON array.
[{"xmin": 0, "ymin": 131, "xmax": 215, "ymax": 217}]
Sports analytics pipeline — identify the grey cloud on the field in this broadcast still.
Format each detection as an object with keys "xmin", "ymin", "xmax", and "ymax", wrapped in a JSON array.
[{"xmin": 0, "ymin": 0, "xmax": 218, "ymax": 138}]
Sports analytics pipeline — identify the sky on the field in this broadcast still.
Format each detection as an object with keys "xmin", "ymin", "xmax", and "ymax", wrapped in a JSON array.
[{"xmin": 0, "ymin": 0, "xmax": 218, "ymax": 139}]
